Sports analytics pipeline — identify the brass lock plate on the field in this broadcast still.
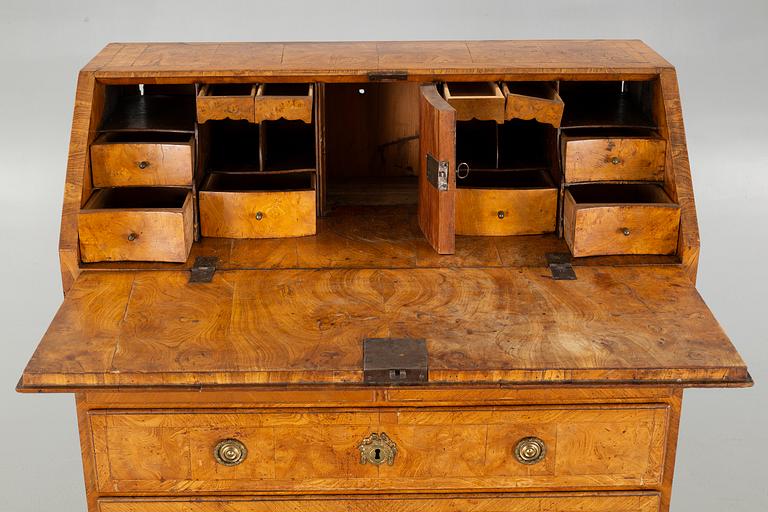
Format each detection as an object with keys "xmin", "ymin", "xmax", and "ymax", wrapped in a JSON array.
[{"xmin": 358, "ymin": 432, "xmax": 397, "ymax": 465}]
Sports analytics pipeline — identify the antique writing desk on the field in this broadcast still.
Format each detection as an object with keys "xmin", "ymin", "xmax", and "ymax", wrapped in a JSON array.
[{"xmin": 19, "ymin": 41, "xmax": 751, "ymax": 512}]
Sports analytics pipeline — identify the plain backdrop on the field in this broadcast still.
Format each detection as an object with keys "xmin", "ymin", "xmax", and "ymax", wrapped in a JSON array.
[{"xmin": 1, "ymin": 1, "xmax": 766, "ymax": 510}]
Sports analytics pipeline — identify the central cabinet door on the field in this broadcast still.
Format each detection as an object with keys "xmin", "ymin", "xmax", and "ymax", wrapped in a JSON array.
[{"xmin": 418, "ymin": 84, "xmax": 456, "ymax": 254}]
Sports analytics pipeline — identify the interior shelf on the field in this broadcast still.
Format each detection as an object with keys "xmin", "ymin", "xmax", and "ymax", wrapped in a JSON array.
[
  {"xmin": 100, "ymin": 94, "xmax": 196, "ymax": 133},
  {"xmin": 559, "ymin": 81, "xmax": 656, "ymax": 129}
]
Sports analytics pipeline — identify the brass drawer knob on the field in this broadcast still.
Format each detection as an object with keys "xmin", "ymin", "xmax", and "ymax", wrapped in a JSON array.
[
  {"xmin": 127, "ymin": 232, "xmax": 138, "ymax": 242},
  {"xmin": 137, "ymin": 160, "xmax": 150, "ymax": 169},
  {"xmin": 358, "ymin": 432, "xmax": 397, "ymax": 466},
  {"xmin": 611, "ymin": 156, "xmax": 621, "ymax": 165},
  {"xmin": 514, "ymin": 436, "xmax": 546, "ymax": 465},
  {"xmin": 214, "ymin": 438, "xmax": 247, "ymax": 466},
  {"xmin": 497, "ymin": 210, "xmax": 505, "ymax": 219},
  {"xmin": 255, "ymin": 211, "xmax": 264, "ymax": 221},
  {"xmin": 621, "ymin": 227, "xmax": 631, "ymax": 236}
]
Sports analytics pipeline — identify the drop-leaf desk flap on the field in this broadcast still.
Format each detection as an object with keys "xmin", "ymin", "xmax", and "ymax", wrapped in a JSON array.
[{"xmin": 19, "ymin": 266, "xmax": 749, "ymax": 390}]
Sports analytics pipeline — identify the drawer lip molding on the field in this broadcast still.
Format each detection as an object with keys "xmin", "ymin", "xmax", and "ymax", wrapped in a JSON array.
[{"xmin": 87, "ymin": 404, "xmax": 669, "ymax": 494}]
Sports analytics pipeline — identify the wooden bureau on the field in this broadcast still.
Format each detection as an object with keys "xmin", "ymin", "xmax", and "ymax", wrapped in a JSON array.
[{"xmin": 18, "ymin": 41, "xmax": 751, "ymax": 512}]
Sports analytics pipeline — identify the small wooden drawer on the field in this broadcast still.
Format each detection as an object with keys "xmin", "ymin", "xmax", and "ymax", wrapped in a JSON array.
[
  {"xmin": 443, "ymin": 82, "xmax": 505, "ymax": 123},
  {"xmin": 456, "ymin": 170, "xmax": 557, "ymax": 235},
  {"xmin": 502, "ymin": 82, "xmax": 564, "ymax": 127},
  {"xmin": 562, "ymin": 130, "xmax": 666, "ymax": 183},
  {"xmin": 78, "ymin": 188, "xmax": 193, "ymax": 263},
  {"xmin": 90, "ymin": 133, "xmax": 194, "ymax": 187},
  {"xmin": 255, "ymin": 83, "xmax": 314, "ymax": 123},
  {"xmin": 199, "ymin": 172, "xmax": 316, "ymax": 238},
  {"xmin": 88, "ymin": 404, "xmax": 668, "ymax": 494},
  {"xmin": 564, "ymin": 183, "xmax": 681, "ymax": 257},
  {"xmin": 98, "ymin": 493, "xmax": 662, "ymax": 512},
  {"xmin": 197, "ymin": 83, "xmax": 257, "ymax": 123}
]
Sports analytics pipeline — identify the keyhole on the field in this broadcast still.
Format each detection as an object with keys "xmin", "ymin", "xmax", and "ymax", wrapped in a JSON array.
[{"xmin": 374, "ymin": 448, "xmax": 381, "ymax": 460}]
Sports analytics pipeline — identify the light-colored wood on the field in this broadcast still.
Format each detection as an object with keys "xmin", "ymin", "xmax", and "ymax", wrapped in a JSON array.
[
  {"xmin": 197, "ymin": 83, "xmax": 257, "ymax": 123},
  {"xmin": 456, "ymin": 187, "xmax": 557, "ymax": 236},
  {"xmin": 89, "ymin": 405, "xmax": 667, "ymax": 493},
  {"xmin": 254, "ymin": 83, "xmax": 313, "ymax": 123},
  {"xmin": 443, "ymin": 82, "xmax": 505, "ymax": 123},
  {"xmin": 19, "ymin": 265, "xmax": 749, "ymax": 389},
  {"xmin": 97, "ymin": 493, "xmax": 662, "ymax": 512},
  {"xmin": 562, "ymin": 134, "xmax": 666, "ymax": 183},
  {"xmin": 418, "ymin": 84, "xmax": 456, "ymax": 254},
  {"xmin": 563, "ymin": 187, "xmax": 681, "ymax": 257},
  {"xmin": 502, "ymin": 82, "xmax": 564, "ymax": 127},
  {"xmin": 199, "ymin": 186, "xmax": 316, "ymax": 239},
  {"xmin": 78, "ymin": 189, "xmax": 194, "ymax": 263},
  {"xmin": 90, "ymin": 135, "xmax": 194, "ymax": 187}
]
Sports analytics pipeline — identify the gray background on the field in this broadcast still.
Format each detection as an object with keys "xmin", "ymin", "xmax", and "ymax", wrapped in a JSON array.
[{"xmin": 0, "ymin": 1, "xmax": 765, "ymax": 510}]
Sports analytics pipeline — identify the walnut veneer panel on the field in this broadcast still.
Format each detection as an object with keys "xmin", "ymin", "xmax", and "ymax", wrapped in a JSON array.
[{"xmin": 20, "ymin": 266, "xmax": 747, "ymax": 389}]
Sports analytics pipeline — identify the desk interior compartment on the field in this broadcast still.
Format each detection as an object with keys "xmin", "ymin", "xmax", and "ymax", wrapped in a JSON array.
[
  {"xmin": 199, "ymin": 172, "xmax": 316, "ymax": 238},
  {"xmin": 202, "ymin": 120, "xmax": 261, "ymax": 173},
  {"xmin": 443, "ymin": 82, "xmax": 505, "ymax": 123},
  {"xmin": 502, "ymin": 81, "xmax": 564, "ymax": 127},
  {"xmin": 99, "ymin": 84, "xmax": 196, "ymax": 133},
  {"xmin": 78, "ymin": 187, "xmax": 193, "ymax": 263},
  {"xmin": 560, "ymin": 80, "xmax": 656, "ymax": 129},
  {"xmin": 90, "ymin": 132, "xmax": 195, "ymax": 187},
  {"xmin": 197, "ymin": 83, "xmax": 257, "ymax": 123},
  {"xmin": 261, "ymin": 119, "xmax": 316, "ymax": 172},
  {"xmin": 564, "ymin": 183, "xmax": 680, "ymax": 257},
  {"xmin": 255, "ymin": 83, "xmax": 314, "ymax": 123}
]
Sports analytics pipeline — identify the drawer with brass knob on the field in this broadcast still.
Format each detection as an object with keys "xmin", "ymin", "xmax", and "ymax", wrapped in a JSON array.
[{"xmin": 86, "ymin": 404, "xmax": 668, "ymax": 494}]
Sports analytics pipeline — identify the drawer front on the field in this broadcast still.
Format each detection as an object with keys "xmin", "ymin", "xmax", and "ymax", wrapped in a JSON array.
[
  {"xmin": 89, "ymin": 405, "xmax": 668, "ymax": 494},
  {"xmin": 78, "ymin": 192, "xmax": 194, "ymax": 263},
  {"xmin": 197, "ymin": 85, "xmax": 256, "ymax": 123},
  {"xmin": 98, "ymin": 493, "xmax": 662, "ymax": 512},
  {"xmin": 199, "ymin": 189, "xmax": 316, "ymax": 238},
  {"xmin": 563, "ymin": 137, "xmax": 666, "ymax": 183},
  {"xmin": 254, "ymin": 84, "xmax": 313, "ymax": 123},
  {"xmin": 456, "ymin": 188, "xmax": 557, "ymax": 235},
  {"xmin": 91, "ymin": 139, "xmax": 194, "ymax": 187},
  {"xmin": 444, "ymin": 82, "xmax": 505, "ymax": 123}
]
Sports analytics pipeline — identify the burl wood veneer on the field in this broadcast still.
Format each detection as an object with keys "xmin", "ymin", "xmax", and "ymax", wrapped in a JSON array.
[{"xmin": 18, "ymin": 41, "xmax": 750, "ymax": 512}]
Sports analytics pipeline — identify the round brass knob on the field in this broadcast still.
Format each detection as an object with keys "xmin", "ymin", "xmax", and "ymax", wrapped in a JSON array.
[
  {"xmin": 137, "ymin": 160, "xmax": 150, "ymax": 169},
  {"xmin": 514, "ymin": 436, "xmax": 546, "ymax": 465},
  {"xmin": 621, "ymin": 227, "xmax": 631, "ymax": 236},
  {"xmin": 497, "ymin": 210, "xmax": 505, "ymax": 219},
  {"xmin": 255, "ymin": 211, "xmax": 264, "ymax": 221},
  {"xmin": 611, "ymin": 156, "xmax": 621, "ymax": 165},
  {"xmin": 127, "ymin": 232, "xmax": 138, "ymax": 241},
  {"xmin": 214, "ymin": 439, "xmax": 247, "ymax": 466}
]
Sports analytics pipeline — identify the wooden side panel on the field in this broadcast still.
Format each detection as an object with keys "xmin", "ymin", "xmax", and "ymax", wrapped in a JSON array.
[
  {"xmin": 418, "ymin": 84, "xmax": 456, "ymax": 254},
  {"xmin": 89, "ymin": 406, "xmax": 667, "ymax": 493},
  {"xmin": 199, "ymin": 190, "xmax": 316, "ymax": 238},
  {"xmin": 563, "ymin": 137, "xmax": 666, "ymax": 183},
  {"xmin": 91, "ymin": 139, "xmax": 194, "ymax": 187},
  {"xmin": 456, "ymin": 188, "xmax": 557, "ymax": 235},
  {"xmin": 98, "ymin": 493, "xmax": 663, "ymax": 512}
]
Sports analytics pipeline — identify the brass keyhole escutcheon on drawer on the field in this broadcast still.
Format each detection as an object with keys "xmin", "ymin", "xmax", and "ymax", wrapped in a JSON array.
[
  {"xmin": 214, "ymin": 439, "xmax": 247, "ymax": 466},
  {"xmin": 358, "ymin": 432, "xmax": 397, "ymax": 466},
  {"xmin": 514, "ymin": 436, "xmax": 546, "ymax": 465}
]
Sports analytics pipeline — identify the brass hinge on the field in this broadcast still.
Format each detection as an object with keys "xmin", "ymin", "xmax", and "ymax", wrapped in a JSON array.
[
  {"xmin": 546, "ymin": 253, "xmax": 576, "ymax": 280},
  {"xmin": 426, "ymin": 153, "xmax": 449, "ymax": 191},
  {"xmin": 189, "ymin": 256, "xmax": 218, "ymax": 283},
  {"xmin": 363, "ymin": 338, "xmax": 428, "ymax": 385}
]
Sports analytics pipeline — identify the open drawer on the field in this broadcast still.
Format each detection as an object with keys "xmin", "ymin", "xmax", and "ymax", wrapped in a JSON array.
[
  {"xmin": 199, "ymin": 172, "xmax": 316, "ymax": 238},
  {"xmin": 78, "ymin": 188, "xmax": 193, "ymax": 263},
  {"xmin": 254, "ymin": 83, "xmax": 314, "ymax": 123},
  {"xmin": 563, "ymin": 183, "xmax": 680, "ymax": 257},
  {"xmin": 502, "ymin": 81, "xmax": 564, "ymax": 127},
  {"xmin": 443, "ymin": 82, "xmax": 505, "ymax": 123},
  {"xmin": 456, "ymin": 170, "xmax": 557, "ymax": 236},
  {"xmin": 90, "ymin": 132, "xmax": 194, "ymax": 187},
  {"xmin": 197, "ymin": 83, "xmax": 258, "ymax": 123}
]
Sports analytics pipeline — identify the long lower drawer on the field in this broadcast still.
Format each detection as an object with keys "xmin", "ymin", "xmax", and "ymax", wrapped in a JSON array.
[
  {"xmin": 89, "ymin": 405, "xmax": 668, "ymax": 494},
  {"xmin": 98, "ymin": 493, "xmax": 662, "ymax": 512}
]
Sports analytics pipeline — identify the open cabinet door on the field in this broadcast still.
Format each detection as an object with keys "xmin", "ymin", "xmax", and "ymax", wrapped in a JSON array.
[{"xmin": 418, "ymin": 84, "xmax": 456, "ymax": 254}]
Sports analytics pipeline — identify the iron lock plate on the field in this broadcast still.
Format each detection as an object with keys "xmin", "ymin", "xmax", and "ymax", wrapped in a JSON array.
[
  {"xmin": 189, "ymin": 256, "xmax": 218, "ymax": 283},
  {"xmin": 426, "ymin": 153, "xmax": 449, "ymax": 192},
  {"xmin": 546, "ymin": 252, "xmax": 577, "ymax": 280},
  {"xmin": 363, "ymin": 338, "xmax": 428, "ymax": 385}
]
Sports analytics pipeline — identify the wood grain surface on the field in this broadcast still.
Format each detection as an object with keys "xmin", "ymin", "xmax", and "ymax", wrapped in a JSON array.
[
  {"xmin": 90, "ymin": 135, "xmax": 194, "ymax": 187},
  {"xmin": 503, "ymin": 82, "xmax": 564, "ymax": 127},
  {"xmin": 562, "ymin": 134, "xmax": 666, "ymax": 183},
  {"xmin": 456, "ymin": 188, "xmax": 557, "ymax": 235}
]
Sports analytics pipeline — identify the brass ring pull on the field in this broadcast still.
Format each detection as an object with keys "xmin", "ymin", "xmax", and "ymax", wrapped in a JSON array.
[
  {"xmin": 611, "ymin": 156, "xmax": 621, "ymax": 165},
  {"xmin": 137, "ymin": 161, "xmax": 150, "ymax": 169},
  {"xmin": 214, "ymin": 439, "xmax": 247, "ymax": 466},
  {"xmin": 457, "ymin": 162, "xmax": 470, "ymax": 179},
  {"xmin": 514, "ymin": 436, "xmax": 546, "ymax": 465},
  {"xmin": 358, "ymin": 432, "xmax": 397, "ymax": 466}
]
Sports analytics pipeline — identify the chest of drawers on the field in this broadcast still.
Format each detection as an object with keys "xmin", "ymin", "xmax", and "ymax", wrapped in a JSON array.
[{"xmin": 19, "ymin": 40, "xmax": 750, "ymax": 512}]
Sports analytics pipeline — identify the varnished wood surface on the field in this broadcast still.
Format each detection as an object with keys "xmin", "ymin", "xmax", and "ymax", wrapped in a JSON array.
[
  {"xmin": 503, "ymin": 82, "xmax": 564, "ymax": 127},
  {"xmin": 254, "ymin": 83, "xmax": 314, "ymax": 123},
  {"xmin": 562, "ymin": 134, "xmax": 666, "ymax": 183},
  {"xmin": 20, "ymin": 264, "xmax": 747, "ymax": 389},
  {"xmin": 90, "ymin": 135, "xmax": 194, "ymax": 187},
  {"xmin": 97, "ymin": 493, "xmax": 662, "ymax": 512},
  {"xmin": 443, "ymin": 82, "xmax": 505, "ymax": 123},
  {"xmin": 455, "ymin": 188, "xmax": 557, "ymax": 236}
]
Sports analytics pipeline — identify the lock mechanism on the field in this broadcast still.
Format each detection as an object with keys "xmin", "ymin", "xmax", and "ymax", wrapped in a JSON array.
[{"xmin": 358, "ymin": 432, "xmax": 397, "ymax": 466}]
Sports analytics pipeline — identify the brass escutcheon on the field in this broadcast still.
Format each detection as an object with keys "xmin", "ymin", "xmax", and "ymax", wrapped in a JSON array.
[
  {"xmin": 358, "ymin": 432, "xmax": 397, "ymax": 466},
  {"xmin": 514, "ymin": 436, "xmax": 546, "ymax": 465},
  {"xmin": 214, "ymin": 438, "xmax": 247, "ymax": 466}
]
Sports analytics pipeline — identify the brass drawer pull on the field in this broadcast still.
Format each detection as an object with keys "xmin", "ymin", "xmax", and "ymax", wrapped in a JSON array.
[
  {"xmin": 497, "ymin": 210, "xmax": 505, "ymax": 219},
  {"xmin": 358, "ymin": 432, "xmax": 397, "ymax": 466},
  {"xmin": 514, "ymin": 436, "xmax": 546, "ymax": 465},
  {"xmin": 611, "ymin": 156, "xmax": 621, "ymax": 165},
  {"xmin": 621, "ymin": 227, "xmax": 631, "ymax": 236},
  {"xmin": 127, "ymin": 232, "xmax": 138, "ymax": 242},
  {"xmin": 137, "ymin": 160, "xmax": 150, "ymax": 169},
  {"xmin": 214, "ymin": 439, "xmax": 247, "ymax": 466},
  {"xmin": 255, "ymin": 211, "xmax": 264, "ymax": 221}
]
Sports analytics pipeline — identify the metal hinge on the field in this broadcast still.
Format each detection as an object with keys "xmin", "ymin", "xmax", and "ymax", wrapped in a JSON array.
[
  {"xmin": 426, "ymin": 153, "xmax": 449, "ymax": 191},
  {"xmin": 368, "ymin": 70, "xmax": 408, "ymax": 81},
  {"xmin": 363, "ymin": 338, "xmax": 428, "ymax": 385},
  {"xmin": 546, "ymin": 253, "xmax": 576, "ymax": 280},
  {"xmin": 189, "ymin": 256, "xmax": 218, "ymax": 283}
]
